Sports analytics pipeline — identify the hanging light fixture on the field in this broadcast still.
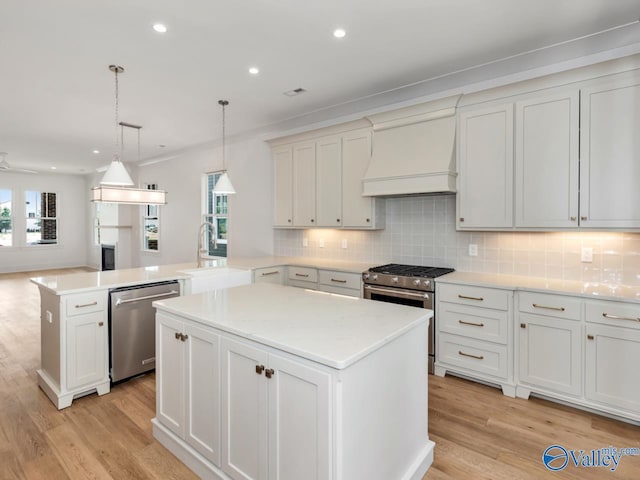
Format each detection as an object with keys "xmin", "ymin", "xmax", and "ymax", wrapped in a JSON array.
[
  {"xmin": 92, "ymin": 65, "xmax": 167, "ymax": 205},
  {"xmin": 212, "ymin": 99, "xmax": 236, "ymax": 195}
]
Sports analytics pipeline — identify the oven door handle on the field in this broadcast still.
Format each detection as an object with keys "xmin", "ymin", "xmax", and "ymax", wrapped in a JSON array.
[{"xmin": 364, "ymin": 285, "xmax": 429, "ymax": 301}]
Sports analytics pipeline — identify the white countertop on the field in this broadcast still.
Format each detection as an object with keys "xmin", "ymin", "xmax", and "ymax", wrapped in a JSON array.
[
  {"xmin": 30, "ymin": 256, "xmax": 375, "ymax": 295},
  {"xmin": 154, "ymin": 283, "xmax": 431, "ymax": 369},
  {"xmin": 437, "ymin": 271, "xmax": 640, "ymax": 303}
]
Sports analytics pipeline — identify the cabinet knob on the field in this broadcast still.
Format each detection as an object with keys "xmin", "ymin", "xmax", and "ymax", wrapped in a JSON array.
[
  {"xmin": 366, "ymin": 218, "xmax": 370, "ymax": 223},
  {"xmin": 255, "ymin": 365, "xmax": 265, "ymax": 374},
  {"xmin": 288, "ymin": 219, "xmax": 291, "ymax": 223},
  {"xmin": 459, "ymin": 217, "xmax": 464, "ymax": 222},
  {"xmin": 570, "ymin": 216, "xmax": 576, "ymax": 221},
  {"xmin": 587, "ymin": 334, "xmax": 594, "ymax": 340},
  {"xmin": 520, "ymin": 323, "xmax": 526, "ymax": 329},
  {"xmin": 175, "ymin": 332, "xmax": 181, "ymax": 340},
  {"xmin": 181, "ymin": 333, "xmax": 188, "ymax": 342},
  {"xmin": 98, "ymin": 321, "xmax": 104, "ymax": 327},
  {"xmin": 336, "ymin": 218, "xmax": 340, "ymax": 223},
  {"xmin": 265, "ymin": 368, "xmax": 275, "ymax": 379},
  {"xmin": 310, "ymin": 219, "xmax": 314, "ymax": 223},
  {"xmin": 581, "ymin": 216, "xmax": 587, "ymax": 221}
]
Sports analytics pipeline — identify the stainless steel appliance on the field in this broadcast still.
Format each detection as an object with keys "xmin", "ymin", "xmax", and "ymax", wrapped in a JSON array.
[
  {"xmin": 362, "ymin": 264, "xmax": 454, "ymax": 373},
  {"xmin": 109, "ymin": 281, "xmax": 180, "ymax": 382}
]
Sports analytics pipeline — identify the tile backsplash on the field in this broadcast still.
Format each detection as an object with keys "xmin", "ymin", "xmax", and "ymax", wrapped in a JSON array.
[{"xmin": 274, "ymin": 195, "xmax": 640, "ymax": 286}]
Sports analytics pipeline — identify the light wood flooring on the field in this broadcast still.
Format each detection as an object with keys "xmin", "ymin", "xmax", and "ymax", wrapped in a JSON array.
[{"xmin": 1, "ymin": 268, "xmax": 639, "ymax": 479}]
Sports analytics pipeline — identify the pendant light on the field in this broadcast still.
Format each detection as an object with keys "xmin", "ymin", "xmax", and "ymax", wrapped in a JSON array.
[
  {"xmin": 92, "ymin": 65, "xmax": 167, "ymax": 205},
  {"xmin": 212, "ymin": 99, "xmax": 236, "ymax": 195}
]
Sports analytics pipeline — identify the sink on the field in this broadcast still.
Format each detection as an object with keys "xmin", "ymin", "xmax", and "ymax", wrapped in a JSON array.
[{"xmin": 178, "ymin": 266, "xmax": 252, "ymax": 295}]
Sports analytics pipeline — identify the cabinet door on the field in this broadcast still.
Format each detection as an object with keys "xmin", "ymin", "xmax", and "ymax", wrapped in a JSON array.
[
  {"xmin": 342, "ymin": 129, "xmax": 375, "ymax": 228},
  {"xmin": 457, "ymin": 104, "xmax": 514, "ymax": 229},
  {"xmin": 221, "ymin": 338, "xmax": 269, "ymax": 480},
  {"xmin": 292, "ymin": 142, "xmax": 316, "ymax": 227},
  {"xmin": 273, "ymin": 146, "xmax": 294, "ymax": 227},
  {"xmin": 585, "ymin": 324, "xmax": 640, "ymax": 414},
  {"xmin": 268, "ymin": 354, "xmax": 331, "ymax": 480},
  {"xmin": 66, "ymin": 311, "xmax": 106, "ymax": 390},
  {"xmin": 185, "ymin": 322, "xmax": 221, "ymax": 466},
  {"xmin": 518, "ymin": 314, "xmax": 582, "ymax": 396},
  {"xmin": 515, "ymin": 91, "xmax": 579, "ymax": 228},
  {"xmin": 580, "ymin": 77, "xmax": 640, "ymax": 228},
  {"xmin": 316, "ymin": 136, "xmax": 342, "ymax": 227},
  {"xmin": 156, "ymin": 314, "xmax": 185, "ymax": 438}
]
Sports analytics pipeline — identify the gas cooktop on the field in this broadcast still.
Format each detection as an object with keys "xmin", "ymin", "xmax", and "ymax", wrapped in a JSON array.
[{"xmin": 367, "ymin": 263, "xmax": 455, "ymax": 278}]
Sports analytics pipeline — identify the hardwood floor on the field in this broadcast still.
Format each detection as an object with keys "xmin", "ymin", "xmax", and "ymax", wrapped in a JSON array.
[{"xmin": 1, "ymin": 268, "xmax": 638, "ymax": 479}]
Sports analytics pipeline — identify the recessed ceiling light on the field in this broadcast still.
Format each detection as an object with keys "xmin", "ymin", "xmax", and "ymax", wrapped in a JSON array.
[
  {"xmin": 333, "ymin": 28, "xmax": 346, "ymax": 38},
  {"xmin": 92, "ymin": 150, "xmax": 100, "ymax": 154},
  {"xmin": 249, "ymin": 67, "xmax": 260, "ymax": 75},
  {"xmin": 153, "ymin": 23, "xmax": 168, "ymax": 33}
]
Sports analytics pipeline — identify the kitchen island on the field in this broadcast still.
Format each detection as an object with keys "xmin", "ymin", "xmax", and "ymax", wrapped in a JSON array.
[{"xmin": 153, "ymin": 283, "xmax": 433, "ymax": 480}]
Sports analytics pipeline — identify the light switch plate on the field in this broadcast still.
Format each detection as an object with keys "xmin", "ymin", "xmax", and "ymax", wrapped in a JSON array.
[
  {"xmin": 341, "ymin": 239, "xmax": 348, "ymax": 249},
  {"xmin": 468, "ymin": 244, "xmax": 478, "ymax": 257},
  {"xmin": 302, "ymin": 238, "xmax": 308, "ymax": 247},
  {"xmin": 319, "ymin": 239, "xmax": 325, "ymax": 248},
  {"xmin": 581, "ymin": 247, "xmax": 593, "ymax": 263}
]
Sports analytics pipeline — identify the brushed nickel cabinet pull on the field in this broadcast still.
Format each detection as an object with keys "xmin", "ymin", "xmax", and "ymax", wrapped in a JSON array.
[
  {"xmin": 602, "ymin": 313, "xmax": 640, "ymax": 322},
  {"xmin": 520, "ymin": 323, "xmax": 526, "ymax": 329},
  {"xmin": 295, "ymin": 273, "xmax": 310, "ymax": 278},
  {"xmin": 178, "ymin": 333, "xmax": 188, "ymax": 342},
  {"xmin": 570, "ymin": 216, "xmax": 577, "ymax": 221},
  {"xmin": 256, "ymin": 365, "xmax": 265, "ymax": 374},
  {"xmin": 458, "ymin": 294, "xmax": 483, "ymax": 301},
  {"xmin": 260, "ymin": 271, "xmax": 280, "ymax": 276},
  {"xmin": 331, "ymin": 278, "xmax": 347, "ymax": 284},
  {"xmin": 587, "ymin": 334, "xmax": 594, "ymax": 340},
  {"xmin": 265, "ymin": 368, "xmax": 275, "ymax": 379},
  {"xmin": 532, "ymin": 303, "xmax": 565, "ymax": 312},
  {"xmin": 98, "ymin": 321, "xmax": 104, "ymax": 327},
  {"xmin": 75, "ymin": 301, "xmax": 98, "ymax": 308},
  {"xmin": 458, "ymin": 320, "xmax": 484, "ymax": 327},
  {"xmin": 458, "ymin": 350, "xmax": 484, "ymax": 360}
]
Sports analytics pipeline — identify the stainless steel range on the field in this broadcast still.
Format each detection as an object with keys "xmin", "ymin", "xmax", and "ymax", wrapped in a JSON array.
[{"xmin": 362, "ymin": 264, "xmax": 454, "ymax": 373}]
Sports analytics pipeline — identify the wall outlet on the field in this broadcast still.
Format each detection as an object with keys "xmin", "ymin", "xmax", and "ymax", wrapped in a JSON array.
[
  {"xmin": 319, "ymin": 238, "xmax": 325, "ymax": 248},
  {"xmin": 468, "ymin": 244, "xmax": 478, "ymax": 257},
  {"xmin": 46, "ymin": 310, "xmax": 53, "ymax": 323},
  {"xmin": 302, "ymin": 238, "xmax": 308, "ymax": 247},
  {"xmin": 341, "ymin": 239, "xmax": 348, "ymax": 249},
  {"xmin": 581, "ymin": 247, "xmax": 593, "ymax": 263}
]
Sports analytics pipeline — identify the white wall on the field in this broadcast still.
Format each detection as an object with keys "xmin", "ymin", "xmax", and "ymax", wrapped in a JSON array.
[
  {"xmin": 0, "ymin": 171, "xmax": 88, "ymax": 273},
  {"xmin": 135, "ymin": 136, "xmax": 273, "ymax": 267}
]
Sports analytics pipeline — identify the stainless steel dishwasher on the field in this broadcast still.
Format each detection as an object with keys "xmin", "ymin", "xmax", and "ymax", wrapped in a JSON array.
[{"xmin": 109, "ymin": 281, "xmax": 180, "ymax": 382}]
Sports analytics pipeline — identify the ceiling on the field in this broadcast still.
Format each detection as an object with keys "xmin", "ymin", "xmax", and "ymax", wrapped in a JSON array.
[{"xmin": 1, "ymin": 0, "xmax": 640, "ymax": 175}]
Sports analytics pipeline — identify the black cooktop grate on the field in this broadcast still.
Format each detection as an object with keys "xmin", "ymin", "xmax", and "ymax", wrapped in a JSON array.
[{"xmin": 368, "ymin": 263, "xmax": 455, "ymax": 278}]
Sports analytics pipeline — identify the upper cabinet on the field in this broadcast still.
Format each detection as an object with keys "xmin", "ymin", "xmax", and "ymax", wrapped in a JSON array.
[
  {"xmin": 457, "ymin": 103, "xmax": 514, "ymax": 229},
  {"xmin": 270, "ymin": 124, "xmax": 384, "ymax": 230},
  {"xmin": 580, "ymin": 76, "xmax": 640, "ymax": 229}
]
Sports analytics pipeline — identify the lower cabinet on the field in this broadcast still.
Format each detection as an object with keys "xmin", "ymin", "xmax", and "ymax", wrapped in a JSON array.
[
  {"xmin": 220, "ymin": 338, "xmax": 330, "ymax": 480},
  {"xmin": 156, "ymin": 313, "xmax": 221, "ymax": 465},
  {"xmin": 66, "ymin": 312, "xmax": 107, "ymax": 390},
  {"xmin": 253, "ymin": 266, "xmax": 286, "ymax": 285}
]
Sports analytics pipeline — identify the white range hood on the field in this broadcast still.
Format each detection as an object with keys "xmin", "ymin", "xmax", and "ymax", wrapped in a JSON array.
[{"xmin": 363, "ymin": 95, "xmax": 461, "ymax": 196}]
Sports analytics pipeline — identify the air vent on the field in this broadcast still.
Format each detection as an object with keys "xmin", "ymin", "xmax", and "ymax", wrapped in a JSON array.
[{"xmin": 283, "ymin": 88, "xmax": 307, "ymax": 97}]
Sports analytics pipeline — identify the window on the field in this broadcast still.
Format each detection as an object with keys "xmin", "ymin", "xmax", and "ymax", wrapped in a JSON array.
[
  {"xmin": 143, "ymin": 184, "xmax": 160, "ymax": 251},
  {"xmin": 25, "ymin": 191, "xmax": 57, "ymax": 245},
  {"xmin": 0, "ymin": 189, "xmax": 12, "ymax": 247},
  {"xmin": 204, "ymin": 172, "xmax": 228, "ymax": 257}
]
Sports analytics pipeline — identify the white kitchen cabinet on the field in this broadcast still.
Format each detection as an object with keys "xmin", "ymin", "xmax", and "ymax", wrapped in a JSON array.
[
  {"xmin": 580, "ymin": 74, "xmax": 640, "ymax": 228},
  {"xmin": 317, "ymin": 269, "xmax": 362, "ymax": 297},
  {"xmin": 515, "ymin": 90, "xmax": 579, "ymax": 228},
  {"xmin": 517, "ymin": 314, "xmax": 582, "ymax": 398},
  {"xmin": 585, "ymin": 300, "xmax": 640, "ymax": 417},
  {"xmin": 287, "ymin": 266, "xmax": 318, "ymax": 289},
  {"xmin": 316, "ymin": 135, "xmax": 343, "ymax": 227},
  {"xmin": 273, "ymin": 146, "xmax": 294, "ymax": 227},
  {"xmin": 341, "ymin": 129, "xmax": 384, "ymax": 229},
  {"xmin": 292, "ymin": 142, "xmax": 317, "ymax": 227},
  {"xmin": 156, "ymin": 313, "xmax": 221, "ymax": 465},
  {"xmin": 36, "ymin": 288, "xmax": 110, "ymax": 409},
  {"xmin": 221, "ymin": 337, "xmax": 331, "ymax": 480},
  {"xmin": 457, "ymin": 103, "xmax": 514, "ymax": 229},
  {"xmin": 253, "ymin": 266, "xmax": 286, "ymax": 285}
]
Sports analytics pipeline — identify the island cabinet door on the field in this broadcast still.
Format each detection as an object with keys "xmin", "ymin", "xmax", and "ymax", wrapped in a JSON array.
[
  {"xmin": 267, "ymin": 354, "xmax": 331, "ymax": 480},
  {"xmin": 156, "ymin": 314, "xmax": 186, "ymax": 438},
  {"xmin": 221, "ymin": 338, "xmax": 269, "ymax": 480},
  {"xmin": 66, "ymin": 311, "xmax": 106, "ymax": 390}
]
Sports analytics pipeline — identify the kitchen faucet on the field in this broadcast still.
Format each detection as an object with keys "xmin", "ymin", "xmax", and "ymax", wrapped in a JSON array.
[{"xmin": 197, "ymin": 221, "xmax": 217, "ymax": 268}]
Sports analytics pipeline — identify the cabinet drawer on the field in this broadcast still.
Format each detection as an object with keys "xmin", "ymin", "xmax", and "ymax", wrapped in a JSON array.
[
  {"xmin": 65, "ymin": 291, "xmax": 105, "ymax": 317},
  {"xmin": 288, "ymin": 266, "xmax": 318, "ymax": 283},
  {"xmin": 438, "ymin": 284, "xmax": 510, "ymax": 311},
  {"xmin": 253, "ymin": 267, "xmax": 285, "ymax": 284},
  {"xmin": 438, "ymin": 302, "xmax": 508, "ymax": 344},
  {"xmin": 438, "ymin": 332, "xmax": 508, "ymax": 379},
  {"xmin": 518, "ymin": 292, "xmax": 581, "ymax": 320},
  {"xmin": 586, "ymin": 301, "xmax": 640, "ymax": 330},
  {"xmin": 318, "ymin": 270, "xmax": 361, "ymax": 290}
]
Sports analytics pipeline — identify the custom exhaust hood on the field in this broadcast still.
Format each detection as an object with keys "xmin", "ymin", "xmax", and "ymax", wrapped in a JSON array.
[{"xmin": 362, "ymin": 95, "xmax": 461, "ymax": 197}]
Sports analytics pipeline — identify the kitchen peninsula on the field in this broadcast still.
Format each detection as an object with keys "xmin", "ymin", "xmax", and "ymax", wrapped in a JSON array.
[{"xmin": 152, "ymin": 283, "xmax": 433, "ymax": 480}]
